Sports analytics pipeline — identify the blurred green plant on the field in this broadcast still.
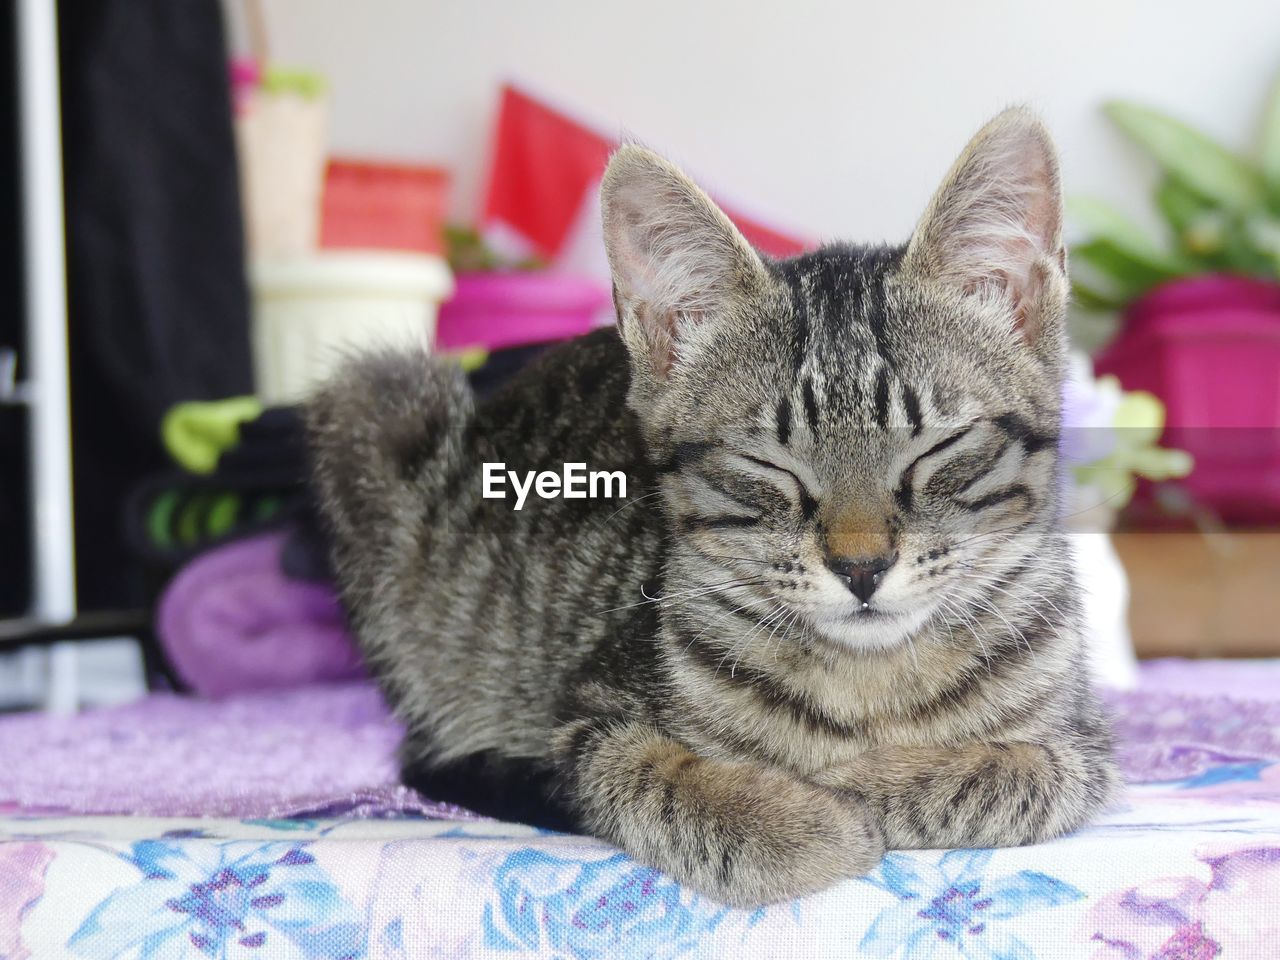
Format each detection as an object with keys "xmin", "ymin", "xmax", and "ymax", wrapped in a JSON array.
[
  {"xmin": 1072, "ymin": 380, "xmax": 1193, "ymax": 511},
  {"xmin": 444, "ymin": 224, "xmax": 546, "ymax": 274},
  {"xmin": 1071, "ymin": 74, "xmax": 1280, "ymax": 311}
]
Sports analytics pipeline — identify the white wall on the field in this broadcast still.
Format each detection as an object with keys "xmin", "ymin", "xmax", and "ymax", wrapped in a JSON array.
[{"xmin": 233, "ymin": 0, "xmax": 1280, "ymax": 245}]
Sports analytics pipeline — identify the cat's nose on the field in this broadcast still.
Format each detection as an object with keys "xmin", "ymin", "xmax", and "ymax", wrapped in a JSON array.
[{"xmin": 827, "ymin": 552, "xmax": 897, "ymax": 603}]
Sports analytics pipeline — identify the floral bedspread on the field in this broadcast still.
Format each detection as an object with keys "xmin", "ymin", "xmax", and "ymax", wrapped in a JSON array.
[{"xmin": 3, "ymin": 660, "xmax": 1280, "ymax": 958}]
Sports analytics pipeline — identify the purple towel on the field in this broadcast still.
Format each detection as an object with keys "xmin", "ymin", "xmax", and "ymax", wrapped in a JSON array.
[
  {"xmin": 156, "ymin": 531, "xmax": 364, "ymax": 697},
  {"xmin": 0, "ymin": 665, "xmax": 1277, "ymax": 819},
  {"xmin": 0, "ymin": 682, "xmax": 471, "ymax": 819}
]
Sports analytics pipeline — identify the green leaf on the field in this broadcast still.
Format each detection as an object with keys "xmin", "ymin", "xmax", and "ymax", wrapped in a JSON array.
[
  {"xmin": 1105, "ymin": 100, "xmax": 1265, "ymax": 212},
  {"xmin": 1070, "ymin": 239, "xmax": 1168, "ymax": 306},
  {"xmin": 1262, "ymin": 70, "xmax": 1280, "ymax": 209},
  {"xmin": 1180, "ymin": 211, "xmax": 1229, "ymax": 259},
  {"xmin": 1245, "ymin": 215, "xmax": 1280, "ymax": 276},
  {"xmin": 1155, "ymin": 177, "xmax": 1214, "ymax": 237},
  {"xmin": 1070, "ymin": 278, "xmax": 1128, "ymax": 312},
  {"xmin": 1067, "ymin": 197, "xmax": 1192, "ymax": 275},
  {"xmin": 1216, "ymin": 217, "xmax": 1280, "ymax": 277}
]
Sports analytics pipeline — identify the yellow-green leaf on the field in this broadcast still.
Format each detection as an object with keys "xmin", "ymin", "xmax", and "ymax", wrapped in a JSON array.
[
  {"xmin": 1105, "ymin": 100, "xmax": 1265, "ymax": 212},
  {"xmin": 1068, "ymin": 197, "xmax": 1192, "ymax": 275},
  {"xmin": 1262, "ymin": 69, "xmax": 1280, "ymax": 207}
]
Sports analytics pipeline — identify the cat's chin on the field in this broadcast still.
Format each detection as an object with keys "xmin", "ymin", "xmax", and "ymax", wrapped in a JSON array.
[{"xmin": 808, "ymin": 605, "xmax": 932, "ymax": 653}]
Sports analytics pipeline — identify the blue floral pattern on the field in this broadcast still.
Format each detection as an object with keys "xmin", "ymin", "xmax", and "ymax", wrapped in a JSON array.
[
  {"xmin": 482, "ymin": 848, "xmax": 730, "ymax": 958},
  {"xmin": 3, "ymin": 792, "xmax": 1280, "ymax": 960},
  {"xmin": 859, "ymin": 849, "xmax": 1085, "ymax": 959},
  {"xmin": 67, "ymin": 839, "xmax": 365, "ymax": 959}
]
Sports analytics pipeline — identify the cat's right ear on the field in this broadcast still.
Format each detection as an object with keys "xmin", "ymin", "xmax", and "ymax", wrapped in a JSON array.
[{"xmin": 601, "ymin": 146, "xmax": 767, "ymax": 390}]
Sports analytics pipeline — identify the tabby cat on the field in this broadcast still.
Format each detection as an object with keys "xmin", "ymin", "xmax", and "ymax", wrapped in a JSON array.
[{"xmin": 307, "ymin": 108, "xmax": 1119, "ymax": 907}]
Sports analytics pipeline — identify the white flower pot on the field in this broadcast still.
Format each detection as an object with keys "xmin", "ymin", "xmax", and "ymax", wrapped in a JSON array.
[{"xmin": 249, "ymin": 252, "xmax": 454, "ymax": 405}]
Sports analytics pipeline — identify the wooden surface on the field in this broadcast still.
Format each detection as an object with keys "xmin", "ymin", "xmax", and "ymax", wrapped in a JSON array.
[{"xmin": 1113, "ymin": 531, "xmax": 1280, "ymax": 658}]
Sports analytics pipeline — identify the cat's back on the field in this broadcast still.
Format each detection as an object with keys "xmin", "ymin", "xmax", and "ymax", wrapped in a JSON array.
[
  {"xmin": 435, "ymin": 326, "xmax": 664, "ymax": 603},
  {"xmin": 379, "ymin": 328, "xmax": 669, "ymax": 756},
  {"xmin": 448, "ymin": 326, "xmax": 653, "ymax": 522}
]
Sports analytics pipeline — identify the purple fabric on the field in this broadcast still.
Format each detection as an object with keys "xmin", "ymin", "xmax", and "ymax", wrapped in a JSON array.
[
  {"xmin": 1106, "ymin": 686, "xmax": 1280, "ymax": 784},
  {"xmin": 0, "ymin": 683, "xmax": 473, "ymax": 820},
  {"xmin": 1132, "ymin": 656, "xmax": 1280, "ymax": 700},
  {"xmin": 0, "ymin": 661, "xmax": 1278, "ymax": 820},
  {"xmin": 1102, "ymin": 658, "xmax": 1280, "ymax": 784},
  {"xmin": 156, "ymin": 531, "xmax": 364, "ymax": 698}
]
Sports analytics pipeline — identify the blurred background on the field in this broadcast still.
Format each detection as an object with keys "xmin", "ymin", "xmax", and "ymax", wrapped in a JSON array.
[{"xmin": 2, "ymin": 0, "xmax": 1279, "ymax": 711}]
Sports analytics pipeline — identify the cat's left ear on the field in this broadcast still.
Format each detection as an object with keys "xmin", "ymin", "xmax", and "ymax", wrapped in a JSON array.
[{"xmin": 905, "ymin": 108, "xmax": 1067, "ymax": 369}]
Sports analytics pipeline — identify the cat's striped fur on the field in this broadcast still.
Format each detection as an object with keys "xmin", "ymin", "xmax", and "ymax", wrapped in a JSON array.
[{"xmin": 307, "ymin": 108, "xmax": 1119, "ymax": 907}]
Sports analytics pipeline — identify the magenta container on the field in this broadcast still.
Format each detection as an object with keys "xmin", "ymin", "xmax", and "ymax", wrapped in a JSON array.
[
  {"xmin": 1094, "ymin": 274, "xmax": 1280, "ymax": 522},
  {"xmin": 229, "ymin": 57, "xmax": 261, "ymax": 115},
  {"xmin": 435, "ymin": 273, "xmax": 612, "ymax": 352}
]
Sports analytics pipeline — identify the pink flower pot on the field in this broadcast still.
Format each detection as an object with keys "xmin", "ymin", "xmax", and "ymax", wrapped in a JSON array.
[
  {"xmin": 1094, "ymin": 274, "xmax": 1280, "ymax": 523},
  {"xmin": 435, "ymin": 273, "xmax": 612, "ymax": 352}
]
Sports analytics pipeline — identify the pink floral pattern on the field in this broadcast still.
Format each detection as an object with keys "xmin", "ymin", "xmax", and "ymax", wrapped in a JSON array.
[
  {"xmin": 0, "ymin": 842, "xmax": 55, "ymax": 960},
  {"xmin": 1085, "ymin": 846, "xmax": 1280, "ymax": 959}
]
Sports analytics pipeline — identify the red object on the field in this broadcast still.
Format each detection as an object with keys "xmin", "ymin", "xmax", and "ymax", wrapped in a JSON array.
[
  {"xmin": 484, "ymin": 86, "xmax": 614, "ymax": 259},
  {"xmin": 321, "ymin": 159, "xmax": 450, "ymax": 254},
  {"xmin": 482, "ymin": 84, "xmax": 810, "ymax": 260},
  {"xmin": 436, "ymin": 273, "xmax": 611, "ymax": 352},
  {"xmin": 1094, "ymin": 274, "xmax": 1280, "ymax": 523},
  {"xmin": 452, "ymin": 85, "xmax": 810, "ymax": 355}
]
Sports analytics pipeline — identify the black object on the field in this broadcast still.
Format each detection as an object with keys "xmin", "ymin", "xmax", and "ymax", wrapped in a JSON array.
[
  {"xmin": 467, "ymin": 342, "xmax": 557, "ymax": 398},
  {"xmin": 56, "ymin": 0, "xmax": 253, "ymax": 611},
  {"xmin": 0, "ymin": 3, "xmax": 30, "ymax": 616},
  {"xmin": 124, "ymin": 407, "xmax": 311, "ymax": 567},
  {"xmin": 402, "ymin": 751, "xmax": 579, "ymax": 833}
]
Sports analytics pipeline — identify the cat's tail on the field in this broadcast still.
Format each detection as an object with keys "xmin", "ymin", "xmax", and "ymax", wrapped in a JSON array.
[{"xmin": 305, "ymin": 347, "xmax": 474, "ymax": 608}]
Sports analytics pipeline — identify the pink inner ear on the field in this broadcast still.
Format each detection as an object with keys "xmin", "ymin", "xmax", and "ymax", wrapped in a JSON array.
[
  {"xmin": 1003, "ymin": 265, "xmax": 1040, "ymax": 341},
  {"xmin": 935, "ymin": 128, "xmax": 1063, "ymax": 347},
  {"xmin": 1013, "ymin": 257, "xmax": 1065, "ymax": 347},
  {"xmin": 962, "ymin": 252, "xmax": 1046, "ymax": 344},
  {"xmin": 636, "ymin": 301, "xmax": 679, "ymax": 378}
]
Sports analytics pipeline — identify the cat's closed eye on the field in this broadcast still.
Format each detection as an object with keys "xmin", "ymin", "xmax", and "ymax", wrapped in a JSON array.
[{"xmin": 728, "ymin": 453, "xmax": 820, "ymax": 520}]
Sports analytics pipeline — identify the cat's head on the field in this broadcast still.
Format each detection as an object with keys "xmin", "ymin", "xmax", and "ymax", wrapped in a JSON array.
[{"xmin": 601, "ymin": 108, "xmax": 1070, "ymax": 651}]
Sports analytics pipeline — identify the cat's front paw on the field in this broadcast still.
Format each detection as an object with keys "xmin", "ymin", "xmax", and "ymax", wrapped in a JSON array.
[
  {"xmin": 741, "ymin": 785, "xmax": 885, "ymax": 906},
  {"xmin": 569, "ymin": 725, "xmax": 888, "ymax": 907},
  {"xmin": 672, "ymin": 769, "xmax": 886, "ymax": 907},
  {"xmin": 811, "ymin": 741, "xmax": 1120, "ymax": 850}
]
